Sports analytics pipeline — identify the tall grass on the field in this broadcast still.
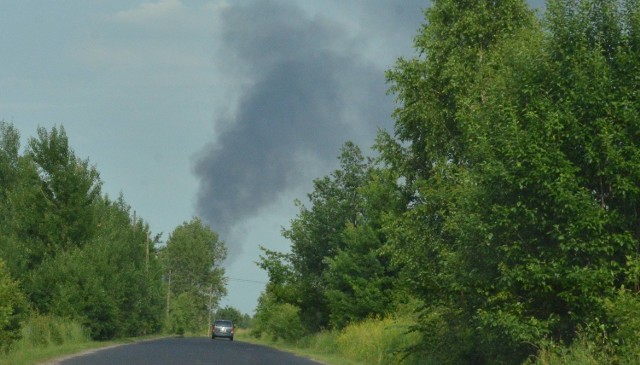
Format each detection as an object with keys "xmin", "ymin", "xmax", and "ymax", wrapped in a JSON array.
[
  {"xmin": 0, "ymin": 315, "xmax": 90, "ymax": 365},
  {"xmin": 335, "ymin": 316, "xmax": 422, "ymax": 365},
  {"xmin": 240, "ymin": 313, "xmax": 422, "ymax": 365},
  {"xmin": 528, "ymin": 337, "xmax": 640, "ymax": 365}
]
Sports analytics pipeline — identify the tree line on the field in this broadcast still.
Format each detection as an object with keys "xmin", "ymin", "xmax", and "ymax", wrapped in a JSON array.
[
  {"xmin": 254, "ymin": 0, "xmax": 640, "ymax": 363},
  {"xmin": 0, "ymin": 123, "xmax": 228, "ymax": 350}
]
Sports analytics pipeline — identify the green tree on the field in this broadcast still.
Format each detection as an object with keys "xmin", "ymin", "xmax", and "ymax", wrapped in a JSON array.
[
  {"xmin": 0, "ymin": 122, "xmax": 24, "ymax": 277},
  {"xmin": 279, "ymin": 142, "xmax": 382, "ymax": 330},
  {"xmin": 26, "ymin": 126, "xmax": 102, "ymax": 254},
  {"xmin": 169, "ymin": 292, "xmax": 203, "ymax": 336},
  {"xmin": 28, "ymin": 195, "xmax": 165, "ymax": 339},
  {"xmin": 257, "ymin": 142, "xmax": 405, "ymax": 331},
  {"xmin": 4, "ymin": 125, "xmax": 103, "ymax": 279},
  {"xmin": 163, "ymin": 218, "xmax": 227, "ymax": 334},
  {"xmin": 378, "ymin": 0, "xmax": 539, "ymax": 362},
  {"xmin": 86, "ymin": 195, "xmax": 164, "ymax": 337},
  {"xmin": 0, "ymin": 124, "xmax": 165, "ymax": 341},
  {"xmin": 214, "ymin": 306, "xmax": 251, "ymax": 328},
  {"xmin": 460, "ymin": 0, "xmax": 640, "ymax": 353},
  {"xmin": 380, "ymin": 0, "xmax": 640, "ymax": 362},
  {"xmin": 0, "ymin": 122, "xmax": 20, "ymax": 200},
  {"xmin": 323, "ymin": 167, "xmax": 406, "ymax": 329}
]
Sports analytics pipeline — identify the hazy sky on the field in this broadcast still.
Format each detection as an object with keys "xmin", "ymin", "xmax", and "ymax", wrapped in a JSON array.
[{"xmin": 1, "ymin": 0, "xmax": 545, "ymax": 314}]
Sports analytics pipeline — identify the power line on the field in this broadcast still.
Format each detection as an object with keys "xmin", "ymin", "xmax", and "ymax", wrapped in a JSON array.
[{"xmin": 226, "ymin": 277, "xmax": 267, "ymax": 285}]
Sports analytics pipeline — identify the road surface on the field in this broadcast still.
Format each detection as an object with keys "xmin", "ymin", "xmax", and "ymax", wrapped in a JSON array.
[{"xmin": 55, "ymin": 337, "xmax": 323, "ymax": 365}]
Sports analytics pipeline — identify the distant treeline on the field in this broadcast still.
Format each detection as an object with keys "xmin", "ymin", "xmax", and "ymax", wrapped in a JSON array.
[
  {"xmin": 0, "ymin": 123, "xmax": 227, "ymax": 349},
  {"xmin": 253, "ymin": 0, "xmax": 640, "ymax": 363}
]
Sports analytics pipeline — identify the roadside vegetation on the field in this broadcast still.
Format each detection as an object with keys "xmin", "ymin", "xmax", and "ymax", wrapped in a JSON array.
[
  {"xmin": 0, "ymin": 315, "xmax": 92, "ymax": 365},
  {"xmin": 0, "ymin": 122, "xmax": 228, "ymax": 362},
  {"xmin": 252, "ymin": 0, "xmax": 640, "ymax": 364}
]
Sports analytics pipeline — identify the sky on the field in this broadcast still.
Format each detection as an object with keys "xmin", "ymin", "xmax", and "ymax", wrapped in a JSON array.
[{"xmin": 0, "ymin": 0, "xmax": 544, "ymax": 315}]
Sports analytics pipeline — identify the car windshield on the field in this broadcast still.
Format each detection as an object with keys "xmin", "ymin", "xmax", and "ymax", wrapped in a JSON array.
[{"xmin": 215, "ymin": 320, "xmax": 232, "ymax": 327}]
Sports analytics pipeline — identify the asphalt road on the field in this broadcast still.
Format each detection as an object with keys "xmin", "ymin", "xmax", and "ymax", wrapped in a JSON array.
[{"xmin": 55, "ymin": 337, "xmax": 323, "ymax": 365}]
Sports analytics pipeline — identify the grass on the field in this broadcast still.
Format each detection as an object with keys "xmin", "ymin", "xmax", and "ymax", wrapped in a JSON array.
[
  {"xmin": 0, "ymin": 315, "xmax": 166, "ymax": 365},
  {"xmin": 236, "ymin": 314, "xmax": 422, "ymax": 365},
  {"xmin": 527, "ymin": 337, "xmax": 640, "ymax": 365},
  {"xmin": 235, "ymin": 329, "xmax": 361, "ymax": 365}
]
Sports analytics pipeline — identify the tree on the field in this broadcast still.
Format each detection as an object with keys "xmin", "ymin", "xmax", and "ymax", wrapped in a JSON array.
[
  {"xmin": 379, "ymin": 0, "xmax": 640, "ymax": 362},
  {"xmin": 256, "ymin": 142, "xmax": 406, "ymax": 331},
  {"xmin": 214, "ymin": 306, "xmax": 251, "ymax": 328},
  {"xmin": 163, "ymin": 218, "xmax": 227, "ymax": 334},
  {"xmin": 169, "ymin": 292, "xmax": 203, "ymax": 336},
  {"xmin": 26, "ymin": 126, "xmax": 102, "ymax": 253},
  {"xmin": 0, "ymin": 124, "xmax": 166, "ymax": 341},
  {"xmin": 0, "ymin": 121, "xmax": 20, "ymax": 200},
  {"xmin": 0, "ymin": 122, "xmax": 24, "ymax": 277},
  {"xmin": 378, "ymin": 0, "xmax": 540, "ymax": 362},
  {"xmin": 4, "ymin": 125, "xmax": 102, "ymax": 275},
  {"xmin": 278, "ymin": 142, "xmax": 381, "ymax": 330},
  {"xmin": 251, "ymin": 290, "xmax": 305, "ymax": 342},
  {"xmin": 460, "ymin": 0, "xmax": 640, "ymax": 352},
  {"xmin": 323, "ymin": 167, "xmax": 406, "ymax": 329},
  {"xmin": 27, "ymin": 195, "xmax": 165, "ymax": 339}
]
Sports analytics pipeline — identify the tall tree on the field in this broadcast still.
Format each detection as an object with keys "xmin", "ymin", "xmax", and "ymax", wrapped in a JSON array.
[
  {"xmin": 378, "ymin": 0, "xmax": 539, "ymax": 362},
  {"xmin": 280, "ymin": 142, "xmax": 376, "ymax": 330},
  {"xmin": 0, "ymin": 122, "xmax": 20, "ymax": 199},
  {"xmin": 163, "ymin": 218, "xmax": 227, "ymax": 333},
  {"xmin": 0, "ymin": 122, "xmax": 23, "ymax": 276},
  {"xmin": 461, "ymin": 0, "xmax": 640, "ymax": 350},
  {"xmin": 323, "ymin": 167, "xmax": 405, "ymax": 329},
  {"xmin": 26, "ymin": 126, "xmax": 101, "ymax": 252},
  {"xmin": 380, "ymin": 0, "xmax": 640, "ymax": 362},
  {"xmin": 5, "ymin": 125, "xmax": 103, "ymax": 273}
]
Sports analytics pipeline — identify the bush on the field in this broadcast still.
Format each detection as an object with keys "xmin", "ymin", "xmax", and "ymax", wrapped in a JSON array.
[
  {"xmin": 0, "ymin": 260, "xmax": 28, "ymax": 352},
  {"xmin": 168, "ymin": 292, "xmax": 203, "ymax": 336},
  {"xmin": 529, "ymin": 337, "xmax": 605, "ymax": 365},
  {"xmin": 252, "ymin": 299, "xmax": 305, "ymax": 342},
  {"xmin": 603, "ymin": 288, "xmax": 640, "ymax": 363},
  {"xmin": 527, "ymin": 290, "xmax": 640, "ymax": 365}
]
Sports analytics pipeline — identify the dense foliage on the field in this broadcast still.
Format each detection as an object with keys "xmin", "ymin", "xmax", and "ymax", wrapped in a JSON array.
[
  {"xmin": 255, "ymin": 0, "xmax": 640, "ymax": 363},
  {"xmin": 255, "ymin": 141, "xmax": 405, "ymax": 336},
  {"xmin": 0, "ymin": 123, "xmax": 228, "ymax": 348}
]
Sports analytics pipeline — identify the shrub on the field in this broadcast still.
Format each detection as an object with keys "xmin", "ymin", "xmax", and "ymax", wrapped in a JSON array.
[
  {"xmin": 252, "ymin": 298, "xmax": 305, "ymax": 342},
  {"xmin": 268, "ymin": 303, "xmax": 305, "ymax": 342},
  {"xmin": 0, "ymin": 260, "xmax": 28, "ymax": 352},
  {"xmin": 169, "ymin": 292, "xmax": 204, "ymax": 336},
  {"xmin": 603, "ymin": 287, "xmax": 640, "ymax": 362}
]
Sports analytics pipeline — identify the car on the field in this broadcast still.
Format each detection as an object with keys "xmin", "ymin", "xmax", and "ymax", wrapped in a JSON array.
[{"xmin": 211, "ymin": 319, "xmax": 234, "ymax": 341}]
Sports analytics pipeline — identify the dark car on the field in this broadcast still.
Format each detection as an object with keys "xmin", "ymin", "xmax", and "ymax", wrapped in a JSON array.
[{"xmin": 211, "ymin": 319, "xmax": 234, "ymax": 341}]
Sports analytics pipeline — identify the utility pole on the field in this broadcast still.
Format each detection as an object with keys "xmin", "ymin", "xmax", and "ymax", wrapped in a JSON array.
[
  {"xmin": 208, "ymin": 284, "xmax": 214, "ymax": 337},
  {"xmin": 166, "ymin": 270, "xmax": 172, "ymax": 318},
  {"xmin": 146, "ymin": 231, "xmax": 150, "ymax": 272}
]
